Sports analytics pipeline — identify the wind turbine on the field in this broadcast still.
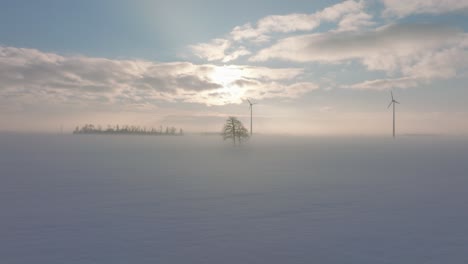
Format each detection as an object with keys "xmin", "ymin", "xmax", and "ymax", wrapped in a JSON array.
[
  {"xmin": 387, "ymin": 91, "xmax": 400, "ymax": 139},
  {"xmin": 247, "ymin": 98, "xmax": 257, "ymax": 136}
]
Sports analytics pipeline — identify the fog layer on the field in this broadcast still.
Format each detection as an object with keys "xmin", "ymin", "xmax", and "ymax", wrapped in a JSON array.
[{"xmin": 1, "ymin": 134, "xmax": 467, "ymax": 263}]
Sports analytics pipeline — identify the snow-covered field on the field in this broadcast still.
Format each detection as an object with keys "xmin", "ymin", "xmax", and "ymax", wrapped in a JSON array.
[{"xmin": 1, "ymin": 134, "xmax": 468, "ymax": 264}]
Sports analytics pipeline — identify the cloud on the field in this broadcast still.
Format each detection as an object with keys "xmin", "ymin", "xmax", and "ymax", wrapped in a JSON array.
[
  {"xmin": 188, "ymin": 38, "xmax": 230, "ymax": 61},
  {"xmin": 318, "ymin": 0, "xmax": 366, "ymax": 21},
  {"xmin": 336, "ymin": 11, "xmax": 374, "ymax": 32},
  {"xmin": 344, "ymin": 76, "xmax": 421, "ymax": 90},
  {"xmin": 185, "ymin": 0, "xmax": 466, "ymax": 92},
  {"xmin": 179, "ymin": 65, "xmax": 314, "ymax": 105},
  {"xmin": 251, "ymin": 24, "xmax": 467, "ymax": 80},
  {"xmin": 234, "ymin": 0, "xmax": 369, "ymax": 39},
  {"xmin": 230, "ymin": 23, "xmax": 270, "ymax": 43},
  {"xmin": 225, "ymin": 65, "xmax": 304, "ymax": 81},
  {"xmin": 0, "ymin": 46, "xmax": 316, "ymax": 110},
  {"xmin": 382, "ymin": 0, "xmax": 468, "ymax": 17},
  {"xmin": 252, "ymin": 24, "xmax": 462, "ymax": 62},
  {"xmin": 187, "ymin": 80, "xmax": 319, "ymax": 106},
  {"xmin": 189, "ymin": 0, "xmax": 372, "ymax": 62},
  {"xmin": 221, "ymin": 46, "xmax": 251, "ymax": 63},
  {"xmin": 244, "ymin": 81, "xmax": 319, "ymax": 99},
  {"xmin": 345, "ymin": 32, "xmax": 468, "ymax": 90},
  {"xmin": 249, "ymin": 22, "xmax": 468, "ymax": 90},
  {"xmin": 189, "ymin": 39, "xmax": 251, "ymax": 62},
  {"xmin": 257, "ymin": 14, "xmax": 317, "ymax": 33}
]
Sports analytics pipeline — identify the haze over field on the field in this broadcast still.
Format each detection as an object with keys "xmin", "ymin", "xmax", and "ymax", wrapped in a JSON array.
[
  {"xmin": 1, "ymin": 134, "xmax": 468, "ymax": 264},
  {"xmin": 0, "ymin": 0, "xmax": 467, "ymax": 135}
]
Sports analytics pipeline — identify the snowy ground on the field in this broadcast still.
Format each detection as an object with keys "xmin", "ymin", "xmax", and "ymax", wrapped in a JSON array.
[{"xmin": 1, "ymin": 133, "xmax": 468, "ymax": 264}]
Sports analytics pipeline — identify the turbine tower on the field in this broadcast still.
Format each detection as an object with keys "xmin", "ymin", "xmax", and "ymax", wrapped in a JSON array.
[
  {"xmin": 247, "ymin": 99, "xmax": 257, "ymax": 136},
  {"xmin": 387, "ymin": 91, "xmax": 400, "ymax": 138}
]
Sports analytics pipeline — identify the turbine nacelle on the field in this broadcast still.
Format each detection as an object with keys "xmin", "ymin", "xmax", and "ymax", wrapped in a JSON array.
[
  {"xmin": 246, "ymin": 98, "xmax": 257, "ymax": 109},
  {"xmin": 245, "ymin": 98, "xmax": 257, "ymax": 107},
  {"xmin": 387, "ymin": 91, "xmax": 400, "ymax": 108}
]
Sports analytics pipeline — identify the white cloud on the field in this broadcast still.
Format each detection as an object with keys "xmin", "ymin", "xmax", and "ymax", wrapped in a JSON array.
[
  {"xmin": 230, "ymin": 23, "xmax": 265, "ymax": 42},
  {"xmin": 404, "ymin": 43, "xmax": 468, "ymax": 79},
  {"xmin": 231, "ymin": 0, "xmax": 369, "ymax": 42},
  {"xmin": 250, "ymin": 22, "xmax": 468, "ymax": 90},
  {"xmin": 189, "ymin": 0, "xmax": 372, "ymax": 62},
  {"xmin": 229, "ymin": 14, "xmax": 317, "ymax": 43},
  {"xmin": 344, "ymin": 76, "xmax": 421, "ymax": 90},
  {"xmin": 382, "ymin": 0, "xmax": 468, "ymax": 17},
  {"xmin": 317, "ymin": 0, "xmax": 365, "ymax": 21},
  {"xmin": 188, "ymin": 38, "xmax": 230, "ymax": 61},
  {"xmin": 336, "ymin": 11, "xmax": 375, "ymax": 32},
  {"xmin": 188, "ymin": 80, "xmax": 319, "ymax": 106},
  {"xmin": 251, "ymin": 24, "xmax": 467, "ymax": 80},
  {"xmin": 189, "ymin": 39, "xmax": 251, "ymax": 62},
  {"xmin": 256, "ymin": 13, "xmax": 320, "ymax": 34},
  {"xmin": 345, "ymin": 33, "xmax": 468, "ymax": 90},
  {"xmin": 221, "ymin": 46, "xmax": 251, "ymax": 63},
  {"xmin": 0, "ymin": 46, "xmax": 316, "ymax": 109},
  {"xmin": 252, "ymin": 24, "xmax": 463, "ymax": 63}
]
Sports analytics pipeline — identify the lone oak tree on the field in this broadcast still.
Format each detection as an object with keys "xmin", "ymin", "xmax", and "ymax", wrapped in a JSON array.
[{"xmin": 222, "ymin": 116, "xmax": 249, "ymax": 145}]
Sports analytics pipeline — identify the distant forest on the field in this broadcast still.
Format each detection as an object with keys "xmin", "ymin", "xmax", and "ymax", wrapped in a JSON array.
[{"xmin": 73, "ymin": 124, "xmax": 184, "ymax": 136}]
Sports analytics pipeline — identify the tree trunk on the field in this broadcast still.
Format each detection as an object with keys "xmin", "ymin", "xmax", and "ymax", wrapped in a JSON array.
[{"xmin": 232, "ymin": 122, "xmax": 236, "ymax": 146}]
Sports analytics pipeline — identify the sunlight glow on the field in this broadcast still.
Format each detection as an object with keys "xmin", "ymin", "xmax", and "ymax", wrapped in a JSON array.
[
  {"xmin": 209, "ymin": 65, "xmax": 246, "ymax": 104},
  {"xmin": 210, "ymin": 65, "xmax": 244, "ymax": 86}
]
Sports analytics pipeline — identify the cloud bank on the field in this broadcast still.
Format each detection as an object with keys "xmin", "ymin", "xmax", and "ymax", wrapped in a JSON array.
[
  {"xmin": 251, "ymin": 24, "xmax": 468, "ymax": 89},
  {"xmin": 189, "ymin": 0, "xmax": 374, "ymax": 62},
  {"xmin": 186, "ymin": 0, "xmax": 468, "ymax": 90},
  {"xmin": 382, "ymin": 0, "xmax": 468, "ymax": 17},
  {"xmin": 0, "ymin": 46, "xmax": 317, "ymax": 110}
]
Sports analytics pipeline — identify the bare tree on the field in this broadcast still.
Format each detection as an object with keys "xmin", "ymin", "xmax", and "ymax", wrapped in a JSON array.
[{"xmin": 222, "ymin": 116, "xmax": 249, "ymax": 145}]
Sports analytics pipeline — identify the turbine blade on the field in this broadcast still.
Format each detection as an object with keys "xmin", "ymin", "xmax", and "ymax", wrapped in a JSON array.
[
  {"xmin": 394, "ymin": 100, "xmax": 400, "ymax": 104},
  {"xmin": 247, "ymin": 99, "xmax": 252, "ymax": 105},
  {"xmin": 391, "ymin": 91, "xmax": 394, "ymax": 100},
  {"xmin": 387, "ymin": 101, "xmax": 393, "ymax": 108}
]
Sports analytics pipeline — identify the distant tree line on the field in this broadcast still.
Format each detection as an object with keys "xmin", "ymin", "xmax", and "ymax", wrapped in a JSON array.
[{"xmin": 74, "ymin": 124, "xmax": 184, "ymax": 136}]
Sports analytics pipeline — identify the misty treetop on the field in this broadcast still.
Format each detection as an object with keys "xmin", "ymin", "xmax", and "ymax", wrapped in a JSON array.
[
  {"xmin": 74, "ymin": 124, "xmax": 184, "ymax": 136},
  {"xmin": 222, "ymin": 116, "xmax": 249, "ymax": 145}
]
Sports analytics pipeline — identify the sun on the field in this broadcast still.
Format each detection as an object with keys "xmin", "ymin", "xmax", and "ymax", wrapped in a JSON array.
[
  {"xmin": 208, "ymin": 65, "xmax": 246, "ymax": 104},
  {"xmin": 210, "ymin": 65, "xmax": 243, "ymax": 86}
]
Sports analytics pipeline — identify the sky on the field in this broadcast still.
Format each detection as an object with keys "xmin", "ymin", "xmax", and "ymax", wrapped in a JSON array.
[{"xmin": 0, "ymin": 0, "xmax": 467, "ymax": 135}]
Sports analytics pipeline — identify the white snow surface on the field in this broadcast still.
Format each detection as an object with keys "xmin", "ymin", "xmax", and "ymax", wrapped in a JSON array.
[{"xmin": 1, "ymin": 134, "xmax": 468, "ymax": 264}]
